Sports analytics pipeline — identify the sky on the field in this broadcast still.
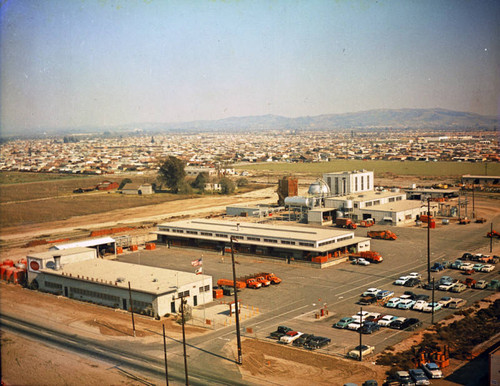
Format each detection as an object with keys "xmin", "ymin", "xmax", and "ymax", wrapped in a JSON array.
[{"xmin": 1, "ymin": 0, "xmax": 499, "ymax": 132}]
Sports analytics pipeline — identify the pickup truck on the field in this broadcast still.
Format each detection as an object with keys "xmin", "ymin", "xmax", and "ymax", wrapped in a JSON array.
[
  {"xmin": 254, "ymin": 276, "xmax": 271, "ymax": 287},
  {"xmin": 245, "ymin": 278, "xmax": 262, "ymax": 289},
  {"xmin": 270, "ymin": 326, "xmax": 292, "ymax": 339},
  {"xmin": 280, "ymin": 331, "xmax": 303, "ymax": 344}
]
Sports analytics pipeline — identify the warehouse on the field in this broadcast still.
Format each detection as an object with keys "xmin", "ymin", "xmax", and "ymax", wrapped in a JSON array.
[
  {"xmin": 50, "ymin": 237, "xmax": 117, "ymax": 257},
  {"xmin": 26, "ymin": 248, "xmax": 212, "ymax": 317},
  {"xmin": 155, "ymin": 219, "xmax": 370, "ymax": 261}
]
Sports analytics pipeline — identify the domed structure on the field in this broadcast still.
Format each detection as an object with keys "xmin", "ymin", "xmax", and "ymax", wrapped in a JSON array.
[{"xmin": 308, "ymin": 179, "xmax": 330, "ymax": 196}]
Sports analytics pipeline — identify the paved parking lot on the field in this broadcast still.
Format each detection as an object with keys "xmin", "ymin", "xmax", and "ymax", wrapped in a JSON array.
[{"xmin": 117, "ymin": 218, "xmax": 499, "ymax": 356}]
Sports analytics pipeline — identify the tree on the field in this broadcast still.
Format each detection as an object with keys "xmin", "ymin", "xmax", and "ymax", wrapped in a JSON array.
[
  {"xmin": 118, "ymin": 178, "xmax": 132, "ymax": 190},
  {"xmin": 220, "ymin": 177, "xmax": 235, "ymax": 194},
  {"xmin": 236, "ymin": 177, "xmax": 248, "ymax": 187},
  {"xmin": 191, "ymin": 172, "xmax": 209, "ymax": 192},
  {"xmin": 158, "ymin": 156, "xmax": 186, "ymax": 193}
]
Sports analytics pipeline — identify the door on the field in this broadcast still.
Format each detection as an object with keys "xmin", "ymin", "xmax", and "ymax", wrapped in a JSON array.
[
  {"xmin": 171, "ymin": 301, "xmax": 176, "ymax": 313},
  {"xmin": 64, "ymin": 287, "xmax": 68, "ymax": 297},
  {"xmin": 193, "ymin": 295, "xmax": 198, "ymax": 307},
  {"xmin": 122, "ymin": 299, "xmax": 127, "ymax": 310}
]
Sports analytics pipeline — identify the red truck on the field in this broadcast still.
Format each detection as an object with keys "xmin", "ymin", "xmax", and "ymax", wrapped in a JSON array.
[
  {"xmin": 335, "ymin": 218, "xmax": 357, "ymax": 229},
  {"xmin": 245, "ymin": 278, "xmax": 262, "ymax": 289},
  {"xmin": 217, "ymin": 279, "xmax": 246, "ymax": 289},
  {"xmin": 367, "ymin": 230, "xmax": 397, "ymax": 240},
  {"xmin": 257, "ymin": 272, "xmax": 282, "ymax": 285}
]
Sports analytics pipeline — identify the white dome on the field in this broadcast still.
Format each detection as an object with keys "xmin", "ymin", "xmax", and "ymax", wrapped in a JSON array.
[{"xmin": 308, "ymin": 179, "xmax": 330, "ymax": 196}]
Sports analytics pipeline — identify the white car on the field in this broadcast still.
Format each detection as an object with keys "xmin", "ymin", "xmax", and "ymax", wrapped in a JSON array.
[
  {"xmin": 353, "ymin": 310, "xmax": 371, "ymax": 319},
  {"xmin": 459, "ymin": 262, "xmax": 474, "ymax": 271},
  {"xmin": 422, "ymin": 362, "xmax": 443, "ymax": 378},
  {"xmin": 385, "ymin": 297, "xmax": 402, "ymax": 308},
  {"xmin": 347, "ymin": 321, "xmax": 362, "ymax": 331},
  {"xmin": 482, "ymin": 264, "xmax": 495, "ymax": 272},
  {"xmin": 280, "ymin": 331, "xmax": 303, "ymax": 344},
  {"xmin": 438, "ymin": 281, "xmax": 458, "ymax": 291},
  {"xmin": 422, "ymin": 302, "xmax": 443, "ymax": 313},
  {"xmin": 347, "ymin": 344, "xmax": 375, "ymax": 359},
  {"xmin": 408, "ymin": 272, "xmax": 422, "ymax": 280},
  {"xmin": 356, "ymin": 258, "xmax": 370, "ymax": 266},
  {"xmin": 412, "ymin": 300, "xmax": 428, "ymax": 311},
  {"xmin": 378, "ymin": 315, "xmax": 397, "ymax": 327},
  {"xmin": 362, "ymin": 288, "xmax": 381, "ymax": 297},
  {"xmin": 394, "ymin": 276, "xmax": 411, "ymax": 285},
  {"xmin": 397, "ymin": 299, "xmax": 416, "ymax": 309}
]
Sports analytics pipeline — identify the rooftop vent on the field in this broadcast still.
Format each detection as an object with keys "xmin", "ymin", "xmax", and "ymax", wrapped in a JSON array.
[
  {"xmin": 116, "ymin": 277, "xmax": 126, "ymax": 283},
  {"xmin": 53, "ymin": 255, "xmax": 62, "ymax": 270}
]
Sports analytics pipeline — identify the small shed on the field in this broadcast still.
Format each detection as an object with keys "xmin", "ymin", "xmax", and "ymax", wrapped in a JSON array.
[{"xmin": 121, "ymin": 183, "xmax": 153, "ymax": 195}]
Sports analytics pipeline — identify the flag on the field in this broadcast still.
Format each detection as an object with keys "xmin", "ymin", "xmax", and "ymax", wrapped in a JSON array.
[
  {"xmin": 191, "ymin": 258, "xmax": 203, "ymax": 267},
  {"xmin": 195, "ymin": 267, "xmax": 203, "ymax": 275}
]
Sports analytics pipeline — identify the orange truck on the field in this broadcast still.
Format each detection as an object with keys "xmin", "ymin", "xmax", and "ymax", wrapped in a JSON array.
[
  {"xmin": 245, "ymin": 278, "xmax": 262, "ymax": 289},
  {"xmin": 217, "ymin": 278, "xmax": 246, "ymax": 289},
  {"xmin": 257, "ymin": 272, "xmax": 282, "ymax": 285},
  {"xmin": 350, "ymin": 251, "xmax": 383, "ymax": 263},
  {"xmin": 359, "ymin": 219, "xmax": 375, "ymax": 227},
  {"xmin": 254, "ymin": 276, "xmax": 271, "ymax": 287},
  {"xmin": 335, "ymin": 218, "xmax": 357, "ymax": 229},
  {"xmin": 367, "ymin": 230, "xmax": 397, "ymax": 240}
]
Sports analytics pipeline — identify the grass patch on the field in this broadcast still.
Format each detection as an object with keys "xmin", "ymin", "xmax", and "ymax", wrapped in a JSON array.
[
  {"xmin": 236, "ymin": 160, "xmax": 500, "ymax": 177},
  {"xmin": 0, "ymin": 172, "xmax": 93, "ymax": 185}
]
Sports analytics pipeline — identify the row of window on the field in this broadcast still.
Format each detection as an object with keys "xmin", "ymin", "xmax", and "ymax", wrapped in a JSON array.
[
  {"xmin": 199, "ymin": 285, "xmax": 210, "ymax": 293},
  {"xmin": 45, "ymin": 281, "xmax": 62, "ymax": 289},
  {"xmin": 178, "ymin": 290, "xmax": 190, "ymax": 298},
  {"xmin": 263, "ymin": 238, "xmax": 278, "ymax": 244},
  {"xmin": 71, "ymin": 287, "xmax": 120, "ymax": 302},
  {"xmin": 337, "ymin": 235, "xmax": 354, "ymax": 242}
]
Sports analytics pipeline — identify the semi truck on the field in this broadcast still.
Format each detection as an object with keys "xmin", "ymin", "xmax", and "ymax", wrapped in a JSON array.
[{"xmin": 350, "ymin": 251, "xmax": 383, "ymax": 263}]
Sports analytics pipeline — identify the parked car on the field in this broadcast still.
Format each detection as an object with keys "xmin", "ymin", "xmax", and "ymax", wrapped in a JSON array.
[
  {"xmin": 448, "ymin": 298, "xmax": 467, "ymax": 309},
  {"xmin": 472, "ymin": 263, "xmax": 484, "ymax": 272},
  {"xmin": 362, "ymin": 288, "xmax": 381, "ymax": 297},
  {"xmin": 385, "ymin": 297, "xmax": 402, "ymax": 308},
  {"xmin": 430, "ymin": 262, "xmax": 446, "ymax": 272},
  {"xmin": 422, "ymin": 302, "xmax": 443, "ymax": 312},
  {"xmin": 423, "ymin": 281, "xmax": 439, "ymax": 290},
  {"xmin": 280, "ymin": 331, "xmax": 303, "ymax": 344},
  {"xmin": 439, "ymin": 276, "xmax": 454, "ymax": 284},
  {"xmin": 335, "ymin": 317, "xmax": 355, "ymax": 329},
  {"xmin": 482, "ymin": 264, "xmax": 495, "ymax": 273},
  {"xmin": 376, "ymin": 290, "xmax": 394, "ymax": 300},
  {"xmin": 404, "ymin": 278, "xmax": 421, "ymax": 287},
  {"xmin": 359, "ymin": 294, "xmax": 378, "ymax": 305},
  {"xmin": 412, "ymin": 300, "xmax": 428, "ymax": 311},
  {"xmin": 305, "ymin": 336, "xmax": 331, "ymax": 349},
  {"xmin": 450, "ymin": 260, "xmax": 464, "ymax": 269},
  {"xmin": 395, "ymin": 370, "xmax": 416, "ymax": 386},
  {"xmin": 463, "ymin": 277, "xmax": 477, "ymax": 288},
  {"xmin": 293, "ymin": 333, "xmax": 314, "ymax": 347},
  {"xmin": 401, "ymin": 318, "xmax": 422, "ymax": 331},
  {"xmin": 362, "ymin": 381, "xmax": 378, "ymax": 386},
  {"xmin": 378, "ymin": 315, "xmax": 397, "ymax": 327},
  {"xmin": 438, "ymin": 281, "xmax": 457, "ymax": 291},
  {"xmin": 389, "ymin": 317, "xmax": 407, "ymax": 329},
  {"xmin": 450, "ymin": 282, "xmax": 467, "ymax": 293},
  {"xmin": 461, "ymin": 252, "xmax": 473, "ymax": 260},
  {"xmin": 409, "ymin": 368, "xmax": 430, "ymax": 385},
  {"xmin": 403, "ymin": 291, "xmax": 417, "ymax": 300},
  {"xmin": 355, "ymin": 258, "xmax": 371, "ymax": 266},
  {"xmin": 408, "ymin": 272, "xmax": 422, "ymax": 280},
  {"xmin": 459, "ymin": 262, "xmax": 474, "ymax": 271},
  {"xmin": 474, "ymin": 280, "xmax": 488, "ymax": 289},
  {"xmin": 359, "ymin": 322, "xmax": 380, "ymax": 334},
  {"xmin": 398, "ymin": 299, "xmax": 416, "ymax": 309},
  {"xmin": 438, "ymin": 296, "xmax": 453, "ymax": 307},
  {"xmin": 394, "ymin": 276, "xmax": 411, "ymax": 285},
  {"xmin": 347, "ymin": 321, "xmax": 362, "ymax": 331},
  {"xmin": 270, "ymin": 326, "xmax": 292, "ymax": 339},
  {"xmin": 347, "ymin": 344, "xmax": 375, "ymax": 360},
  {"xmin": 415, "ymin": 294, "xmax": 430, "ymax": 301},
  {"xmin": 422, "ymin": 362, "xmax": 443, "ymax": 379}
]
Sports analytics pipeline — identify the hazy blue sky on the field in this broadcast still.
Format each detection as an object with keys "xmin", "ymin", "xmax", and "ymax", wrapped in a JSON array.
[{"xmin": 1, "ymin": 0, "xmax": 499, "ymax": 132}]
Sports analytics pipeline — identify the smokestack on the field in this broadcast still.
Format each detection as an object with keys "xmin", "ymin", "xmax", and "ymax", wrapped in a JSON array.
[{"xmin": 53, "ymin": 255, "xmax": 62, "ymax": 270}]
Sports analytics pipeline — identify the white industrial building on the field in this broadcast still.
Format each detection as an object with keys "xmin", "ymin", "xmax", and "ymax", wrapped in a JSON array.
[
  {"xmin": 301, "ymin": 170, "xmax": 430, "ymax": 226},
  {"xmin": 26, "ymin": 247, "xmax": 212, "ymax": 317},
  {"xmin": 155, "ymin": 219, "xmax": 370, "ymax": 261}
]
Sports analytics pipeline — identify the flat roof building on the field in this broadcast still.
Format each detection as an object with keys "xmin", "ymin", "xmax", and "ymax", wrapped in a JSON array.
[{"xmin": 155, "ymin": 219, "xmax": 370, "ymax": 262}]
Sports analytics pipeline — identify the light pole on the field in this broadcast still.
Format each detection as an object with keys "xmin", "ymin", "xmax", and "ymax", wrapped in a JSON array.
[
  {"xmin": 230, "ymin": 236, "xmax": 243, "ymax": 365},
  {"xmin": 427, "ymin": 198, "xmax": 431, "ymax": 285}
]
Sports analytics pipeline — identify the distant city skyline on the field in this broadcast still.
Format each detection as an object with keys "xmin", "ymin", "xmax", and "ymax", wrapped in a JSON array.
[{"xmin": 1, "ymin": 0, "xmax": 499, "ymax": 133}]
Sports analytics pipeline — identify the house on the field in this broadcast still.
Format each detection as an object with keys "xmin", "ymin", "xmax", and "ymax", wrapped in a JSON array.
[{"xmin": 121, "ymin": 183, "xmax": 153, "ymax": 195}]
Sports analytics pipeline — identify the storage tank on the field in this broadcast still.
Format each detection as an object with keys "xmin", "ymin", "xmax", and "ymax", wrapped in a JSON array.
[
  {"xmin": 285, "ymin": 196, "xmax": 311, "ymax": 207},
  {"xmin": 336, "ymin": 211, "xmax": 344, "ymax": 219},
  {"xmin": 344, "ymin": 200, "xmax": 353, "ymax": 209},
  {"xmin": 308, "ymin": 179, "xmax": 330, "ymax": 196}
]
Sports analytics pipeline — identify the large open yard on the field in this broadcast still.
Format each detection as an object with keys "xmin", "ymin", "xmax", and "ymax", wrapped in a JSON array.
[{"xmin": 238, "ymin": 160, "xmax": 500, "ymax": 177}]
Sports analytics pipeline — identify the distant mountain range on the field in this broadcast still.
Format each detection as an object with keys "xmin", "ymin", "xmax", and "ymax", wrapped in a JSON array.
[
  {"xmin": 3, "ymin": 108, "xmax": 498, "ymax": 138},
  {"xmin": 122, "ymin": 108, "xmax": 499, "ymax": 132}
]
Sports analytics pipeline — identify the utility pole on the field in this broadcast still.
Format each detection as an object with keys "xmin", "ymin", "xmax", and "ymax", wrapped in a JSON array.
[
  {"xmin": 472, "ymin": 183, "xmax": 475, "ymax": 219},
  {"xmin": 431, "ymin": 278, "xmax": 435, "ymax": 324},
  {"xmin": 427, "ymin": 198, "xmax": 431, "ymax": 285},
  {"xmin": 163, "ymin": 324, "xmax": 169, "ymax": 386},
  {"xmin": 178, "ymin": 295, "xmax": 189, "ymax": 385},
  {"xmin": 490, "ymin": 223, "xmax": 493, "ymax": 254},
  {"xmin": 359, "ymin": 307, "xmax": 363, "ymax": 362},
  {"xmin": 128, "ymin": 281, "xmax": 136, "ymax": 337},
  {"xmin": 230, "ymin": 236, "xmax": 243, "ymax": 365}
]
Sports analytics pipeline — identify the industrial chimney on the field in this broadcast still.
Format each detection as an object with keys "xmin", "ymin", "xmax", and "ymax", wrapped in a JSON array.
[{"xmin": 53, "ymin": 255, "xmax": 62, "ymax": 270}]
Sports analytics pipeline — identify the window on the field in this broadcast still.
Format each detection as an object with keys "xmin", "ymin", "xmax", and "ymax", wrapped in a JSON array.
[
  {"xmin": 200, "ymin": 232, "xmax": 212, "ymax": 236},
  {"xmin": 373, "ymin": 200, "xmax": 380, "ymax": 206},
  {"xmin": 246, "ymin": 236, "xmax": 260, "ymax": 241},
  {"xmin": 45, "ymin": 281, "xmax": 62, "ymax": 290},
  {"xmin": 70, "ymin": 287, "xmax": 120, "ymax": 303},
  {"xmin": 388, "ymin": 197, "xmax": 395, "ymax": 202},
  {"xmin": 172, "ymin": 229, "xmax": 184, "ymax": 233},
  {"xmin": 355, "ymin": 177, "xmax": 358, "ymax": 191},
  {"xmin": 354, "ymin": 203, "xmax": 358, "ymax": 208},
  {"xmin": 299, "ymin": 242, "xmax": 315, "ymax": 247},
  {"xmin": 337, "ymin": 235, "xmax": 354, "ymax": 242},
  {"xmin": 186, "ymin": 230, "xmax": 198, "ymax": 235},
  {"xmin": 396, "ymin": 196, "xmax": 402, "ymax": 201},
  {"xmin": 204, "ymin": 285, "xmax": 210, "ymax": 292},
  {"xmin": 367, "ymin": 175, "xmax": 370, "ymax": 189},
  {"xmin": 361, "ymin": 177, "xmax": 364, "ymax": 190},
  {"xmin": 263, "ymin": 238, "xmax": 278, "ymax": 243},
  {"xmin": 281, "ymin": 240, "xmax": 295, "ymax": 245},
  {"xmin": 215, "ymin": 233, "xmax": 228, "ymax": 238},
  {"xmin": 366, "ymin": 201, "xmax": 373, "ymax": 207}
]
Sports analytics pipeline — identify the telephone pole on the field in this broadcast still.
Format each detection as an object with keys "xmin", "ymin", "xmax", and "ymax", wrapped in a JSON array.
[{"xmin": 230, "ymin": 236, "xmax": 243, "ymax": 365}]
